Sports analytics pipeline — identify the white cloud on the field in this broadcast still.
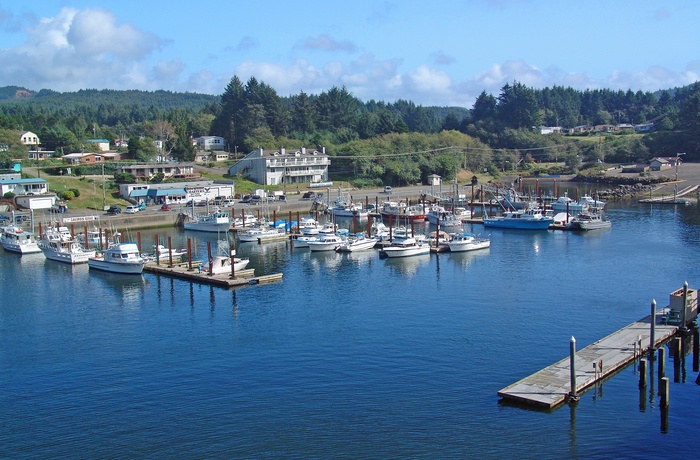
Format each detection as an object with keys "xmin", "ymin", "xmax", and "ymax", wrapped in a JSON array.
[{"xmin": 301, "ymin": 34, "xmax": 356, "ymax": 53}]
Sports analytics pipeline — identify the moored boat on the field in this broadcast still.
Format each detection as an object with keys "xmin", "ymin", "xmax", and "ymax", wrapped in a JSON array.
[
  {"xmin": 88, "ymin": 242, "xmax": 146, "ymax": 274},
  {"xmin": 238, "ymin": 226, "xmax": 286, "ymax": 243},
  {"xmin": 336, "ymin": 233, "xmax": 378, "ymax": 252},
  {"xmin": 39, "ymin": 225, "xmax": 96, "ymax": 264},
  {"xmin": 380, "ymin": 233, "xmax": 430, "ymax": 258},
  {"xmin": 0, "ymin": 225, "xmax": 42, "ymax": 254},
  {"xmin": 205, "ymin": 253, "xmax": 250, "ymax": 275},
  {"xmin": 448, "ymin": 233, "xmax": 491, "ymax": 252},
  {"xmin": 183, "ymin": 210, "xmax": 231, "ymax": 233},
  {"xmin": 307, "ymin": 233, "xmax": 346, "ymax": 252},
  {"xmin": 568, "ymin": 212, "xmax": 611, "ymax": 231},
  {"xmin": 483, "ymin": 205, "xmax": 553, "ymax": 230}
]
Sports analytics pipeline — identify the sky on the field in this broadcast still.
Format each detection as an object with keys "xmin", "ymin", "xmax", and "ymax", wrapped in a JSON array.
[{"xmin": 1, "ymin": 0, "xmax": 699, "ymax": 108}]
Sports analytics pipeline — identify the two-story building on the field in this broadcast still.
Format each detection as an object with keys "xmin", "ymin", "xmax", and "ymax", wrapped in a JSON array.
[
  {"xmin": 87, "ymin": 138, "xmax": 110, "ymax": 151},
  {"xmin": 228, "ymin": 147, "xmax": 330, "ymax": 186},
  {"xmin": 195, "ymin": 136, "xmax": 226, "ymax": 151},
  {"xmin": 20, "ymin": 131, "xmax": 40, "ymax": 148},
  {"xmin": 116, "ymin": 163, "xmax": 197, "ymax": 180}
]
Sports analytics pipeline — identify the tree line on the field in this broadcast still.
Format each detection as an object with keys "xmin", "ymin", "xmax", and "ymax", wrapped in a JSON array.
[{"xmin": 2, "ymin": 79, "xmax": 700, "ymax": 185}]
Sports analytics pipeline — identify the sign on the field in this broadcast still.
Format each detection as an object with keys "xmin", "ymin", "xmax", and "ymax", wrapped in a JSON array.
[{"xmin": 62, "ymin": 215, "xmax": 99, "ymax": 223}]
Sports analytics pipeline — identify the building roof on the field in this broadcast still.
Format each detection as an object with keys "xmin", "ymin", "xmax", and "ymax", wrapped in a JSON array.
[{"xmin": 0, "ymin": 178, "xmax": 47, "ymax": 184}]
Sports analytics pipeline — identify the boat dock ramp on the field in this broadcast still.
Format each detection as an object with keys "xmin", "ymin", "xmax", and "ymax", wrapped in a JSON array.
[
  {"xmin": 499, "ymin": 286, "xmax": 698, "ymax": 409},
  {"xmin": 143, "ymin": 260, "xmax": 283, "ymax": 288}
]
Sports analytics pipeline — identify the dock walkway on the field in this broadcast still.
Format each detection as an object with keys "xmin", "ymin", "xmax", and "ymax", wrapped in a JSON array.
[
  {"xmin": 144, "ymin": 261, "xmax": 283, "ymax": 288},
  {"xmin": 498, "ymin": 309, "xmax": 680, "ymax": 409}
]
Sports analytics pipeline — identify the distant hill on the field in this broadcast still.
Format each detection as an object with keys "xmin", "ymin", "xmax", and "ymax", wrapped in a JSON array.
[{"xmin": 0, "ymin": 86, "xmax": 219, "ymax": 111}]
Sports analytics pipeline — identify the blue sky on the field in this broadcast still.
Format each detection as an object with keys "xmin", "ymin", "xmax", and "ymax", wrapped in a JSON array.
[{"xmin": 1, "ymin": 0, "xmax": 698, "ymax": 107}]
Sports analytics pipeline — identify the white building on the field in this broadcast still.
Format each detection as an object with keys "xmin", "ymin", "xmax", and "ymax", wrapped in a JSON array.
[
  {"xmin": 119, "ymin": 181, "xmax": 235, "ymax": 205},
  {"xmin": 116, "ymin": 163, "xmax": 196, "ymax": 180},
  {"xmin": 229, "ymin": 147, "xmax": 330, "ymax": 186},
  {"xmin": 195, "ymin": 136, "xmax": 226, "ymax": 151},
  {"xmin": 20, "ymin": 131, "xmax": 40, "ymax": 147}
]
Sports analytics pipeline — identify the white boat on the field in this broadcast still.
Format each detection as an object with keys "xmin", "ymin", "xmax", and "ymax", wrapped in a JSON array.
[
  {"xmin": 568, "ymin": 212, "xmax": 612, "ymax": 231},
  {"xmin": 184, "ymin": 210, "xmax": 231, "ymax": 233},
  {"xmin": 448, "ymin": 233, "xmax": 491, "ymax": 252},
  {"xmin": 39, "ymin": 226, "xmax": 96, "ymax": 264},
  {"xmin": 551, "ymin": 193, "xmax": 606, "ymax": 213},
  {"xmin": 88, "ymin": 242, "xmax": 146, "ymax": 274},
  {"xmin": 298, "ymin": 217, "xmax": 322, "ymax": 236},
  {"xmin": 292, "ymin": 235, "xmax": 317, "ymax": 248},
  {"xmin": 483, "ymin": 205, "xmax": 553, "ymax": 230},
  {"xmin": 318, "ymin": 221, "xmax": 338, "ymax": 234},
  {"xmin": 205, "ymin": 254, "xmax": 250, "ymax": 275},
  {"xmin": 380, "ymin": 201, "xmax": 426, "ymax": 223},
  {"xmin": 77, "ymin": 226, "xmax": 121, "ymax": 249},
  {"xmin": 150, "ymin": 244, "xmax": 188, "ymax": 261},
  {"xmin": 238, "ymin": 226, "xmax": 286, "ymax": 243},
  {"xmin": 232, "ymin": 213, "xmax": 258, "ymax": 227},
  {"xmin": 380, "ymin": 234, "xmax": 430, "ymax": 258},
  {"xmin": 371, "ymin": 220, "xmax": 391, "ymax": 241},
  {"xmin": 336, "ymin": 233, "xmax": 378, "ymax": 252},
  {"xmin": 307, "ymin": 233, "xmax": 346, "ymax": 252},
  {"xmin": 426, "ymin": 205, "xmax": 449, "ymax": 225},
  {"xmin": 1, "ymin": 225, "xmax": 42, "ymax": 254}
]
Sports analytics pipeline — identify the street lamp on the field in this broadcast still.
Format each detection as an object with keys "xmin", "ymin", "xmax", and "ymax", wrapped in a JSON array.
[{"xmin": 675, "ymin": 153, "xmax": 685, "ymax": 181}]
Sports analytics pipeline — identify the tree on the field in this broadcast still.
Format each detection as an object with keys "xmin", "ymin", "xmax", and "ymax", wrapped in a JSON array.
[
  {"xmin": 471, "ymin": 91, "xmax": 497, "ymax": 123},
  {"xmin": 497, "ymin": 82, "xmax": 542, "ymax": 129}
]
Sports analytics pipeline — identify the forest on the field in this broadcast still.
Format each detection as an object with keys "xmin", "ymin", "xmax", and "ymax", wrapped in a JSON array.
[{"xmin": 2, "ymin": 78, "xmax": 700, "ymax": 187}]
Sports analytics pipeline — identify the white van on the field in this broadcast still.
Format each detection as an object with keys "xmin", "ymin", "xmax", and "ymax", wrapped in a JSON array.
[{"xmin": 125, "ymin": 205, "xmax": 139, "ymax": 214}]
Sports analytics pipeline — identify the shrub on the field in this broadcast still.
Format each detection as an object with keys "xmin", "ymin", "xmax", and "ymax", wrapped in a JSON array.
[
  {"xmin": 3, "ymin": 192, "xmax": 15, "ymax": 199},
  {"xmin": 69, "ymin": 188, "xmax": 80, "ymax": 197},
  {"xmin": 60, "ymin": 190, "xmax": 75, "ymax": 200}
]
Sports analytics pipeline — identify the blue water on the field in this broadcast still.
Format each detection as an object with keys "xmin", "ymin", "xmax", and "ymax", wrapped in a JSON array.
[{"xmin": 2, "ymin": 201, "xmax": 700, "ymax": 459}]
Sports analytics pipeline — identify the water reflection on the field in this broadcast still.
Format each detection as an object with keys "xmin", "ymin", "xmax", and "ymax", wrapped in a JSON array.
[
  {"xmin": 383, "ymin": 254, "xmax": 431, "ymax": 276},
  {"xmin": 87, "ymin": 269, "xmax": 149, "ymax": 309},
  {"xmin": 447, "ymin": 248, "xmax": 490, "ymax": 268}
]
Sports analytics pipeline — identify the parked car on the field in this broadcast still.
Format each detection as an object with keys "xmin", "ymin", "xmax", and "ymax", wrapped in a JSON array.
[
  {"xmin": 107, "ymin": 205, "xmax": 122, "ymax": 215},
  {"xmin": 302, "ymin": 191, "xmax": 316, "ymax": 200},
  {"xmin": 240, "ymin": 195, "xmax": 252, "ymax": 204},
  {"xmin": 384, "ymin": 186, "xmax": 393, "ymax": 194},
  {"xmin": 137, "ymin": 203, "xmax": 147, "ymax": 211},
  {"xmin": 160, "ymin": 203, "xmax": 172, "ymax": 211},
  {"xmin": 125, "ymin": 205, "xmax": 139, "ymax": 214}
]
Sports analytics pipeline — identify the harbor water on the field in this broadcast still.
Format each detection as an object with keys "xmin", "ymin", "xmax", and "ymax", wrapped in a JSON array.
[{"xmin": 2, "ymin": 200, "xmax": 700, "ymax": 458}]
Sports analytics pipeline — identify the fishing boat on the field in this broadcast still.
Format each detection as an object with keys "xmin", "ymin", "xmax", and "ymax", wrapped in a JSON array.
[
  {"xmin": 232, "ymin": 213, "xmax": 258, "ymax": 228},
  {"xmin": 568, "ymin": 212, "xmax": 612, "ymax": 231},
  {"xmin": 291, "ymin": 235, "xmax": 317, "ymax": 248},
  {"xmin": 307, "ymin": 233, "xmax": 346, "ymax": 252},
  {"xmin": 483, "ymin": 205, "xmax": 553, "ymax": 230},
  {"xmin": 328, "ymin": 194, "xmax": 368, "ymax": 219},
  {"xmin": 380, "ymin": 201, "xmax": 426, "ymax": 223},
  {"xmin": 183, "ymin": 210, "xmax": 231, "ymax": 233},
  {"xmin": 298, "ymin": 217, "xmax": 322, "ymax": 236},
  {"xmin": 448, "ymin": 233, "xmax": 491, "ymax": 252},
  {"xmin": 336, "ymin": 233, "xmax": 378, "ymax": 252},
  {"xmin": 149, "ymin": 244, "xmax": 188, "ymax": 262},
  {"xmin": 0, "ymin": 225, "xmax": 42, "ymax": 254},
  {"xmin": 205, "ymin": 253, "xmax": 250, "ymax": 275},
  {"xmin": 38, "ymin": 226, "xmax": 96, "ymax": 264},
  {"xmin": 88, "ymin": 242, "xmax": 146, "ymax": 274}
]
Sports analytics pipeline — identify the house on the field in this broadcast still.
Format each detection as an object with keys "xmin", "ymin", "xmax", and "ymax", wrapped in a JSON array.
[
  {"xmin": 20, "ymin": 131, "xmax": 40, "ymax": 148},
  {"xmin": 195, "ymin": 151, "xmax": 230, "ymax": 163},
  {"xmin": 650, "ymin": 157, "xmax": 674, "ymax": 171},
  {"xmin": 594, "ymin": 124, "xmax": 615, "ymax": 133},
  {"xmin": 28, "ymin": 150, "xmax": 55, "ymax": 161},
  {"xmin": 539, "ymin": 126, "xmax": 563, "ymax": 135},
  {"xmin": 86, "ymin": 138, "xmax": 110, "ymax": 151},
  {"xmin": 572, "ymin": 125, "xmax": 593, "ymax": 134},
  {"xmin": 634, "ymin": 123, "xmax": 654, "ymax": 132},
  {"xmin": 0, "ymin": 177, "xmax": 49, "ymax": 196},
  {"xmin": 116, "ymin": 163, "xmax": 197, "ymax": 180},
  {"xmin": 195, "ymin": 136, "xmax": 226, "ymax": 151},
  {"xmin": 427, "ymin": 174, "xmax": 442, "ymax": 186},
  {"xmin": 61, "ymin": 152, "xmax": 121, "ymax": 164},
  {"xmin": 228, "ymin": 147, "xmax": 330, "ymax": 186}
]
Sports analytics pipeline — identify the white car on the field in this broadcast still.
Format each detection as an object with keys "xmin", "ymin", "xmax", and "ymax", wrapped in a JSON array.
[
  {"xmin": 384, "ymin": 186, "xmax": 393, "ymax": 194},
  {"xmin": 125, "ymin": 205, "xmax": 139, "ymax": 214}
]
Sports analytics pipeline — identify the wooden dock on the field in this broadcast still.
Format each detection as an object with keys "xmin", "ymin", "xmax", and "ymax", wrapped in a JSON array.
[
  {"xmin": 143, "ymin": 261, "xmax": 283, "ymax": 288},
  {"xmin": 498, "ymin": 309, "xmax": 681, "ymax": 409}
]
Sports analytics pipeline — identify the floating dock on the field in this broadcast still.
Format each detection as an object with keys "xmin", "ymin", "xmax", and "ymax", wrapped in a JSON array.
[
  {"xmin": 498, "ymin": 309, "xmax": 682, "ymax": 409},
  {"xmin": 143, "ymin": 260, "xmax": 283, "ymax": 288}
]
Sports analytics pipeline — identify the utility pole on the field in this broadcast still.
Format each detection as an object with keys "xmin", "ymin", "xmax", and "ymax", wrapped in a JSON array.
[
  {"xmin": 102, "ymin": 162, "xmax": 106, "ymax": 210},
  {"xmin": 675, "ymin": 153, "xmax": 685, "ymax": 181}
]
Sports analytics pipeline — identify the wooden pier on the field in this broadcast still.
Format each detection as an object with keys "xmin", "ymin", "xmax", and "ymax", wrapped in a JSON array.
[
  {"xmin": 498, "ymin": 309, "xmax": 683, "ymax": 409},
  {"xmin": 143, "ymin": 260, "xmax": 283, "ymax": 288}
]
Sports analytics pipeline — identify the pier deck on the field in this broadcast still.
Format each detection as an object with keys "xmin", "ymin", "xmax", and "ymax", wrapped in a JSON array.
[
  {"xmin": 144, "ymin": 261, "xmax": 283, "ymax": 287},
  {"xmin": 498, "ymin": 310, "xmax": 680, "ymax": 409}
]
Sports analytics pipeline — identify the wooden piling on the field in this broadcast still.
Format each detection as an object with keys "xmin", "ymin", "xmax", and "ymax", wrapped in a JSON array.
[
  {"xmin": 650, "ymin": 299, "xmax": 656, "ymax": 352},
  {"xmin": 167, "ymin": 236, "xmax": 173, "ymax": 265},
  {"xmin": 660, "ymin": 377, "xmax": 669, "ymax": 407},
  {"xmin": 639, "ymin": 359, "xmax": 647, "ymax": 387},
  {"xmin": 569, "ymin": 336, "xmax": 578, "ymax": 400},
  {"xmin": 658, "ymin": 347, "xmax": 666, "ymax": 379},
  {"xmin": 187, "ymin": 238, "xmax": 192, "ymax": 270},
  {"xmin": 155, "ymin": 234, "xmax": 160, "ymax": 264}
]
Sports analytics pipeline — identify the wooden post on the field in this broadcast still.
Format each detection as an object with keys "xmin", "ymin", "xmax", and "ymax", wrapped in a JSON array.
[
  {"xmin": 241, "ymin": 209, "xmax": 246, "ymax": 227},
  {"xmin": 230, "ymin": 240, "xmax": 236, "ymax": 278},
  {"xmin": 187, "ymin": 238, "xmax": 192, "ymax": 270},
  {"xmin": 389, "ymin": 215, "xmax": 393, "ymax": 241},
  {"xmin": 682, "ymin": 281, "xmax": 688, "ymax": 328},
  {"xmin": 137, "ymin": 232, "xmax": 141, "ymax": 253},
  {"xmin": 650, "ymin": 299, "xmax": 656, "ymax": 352},
  {"xmin": 658, "ymin": 347, "xmax": 666, "ymax": 379},
  {"xmin": 155, "ymin": 234, "xmax": 160, "ymax": 265},
  {"xmin": 693, "ymin": 322, "xmax": 699, "ymax": 373},
  {"xmin": 207, "ymin": 241, "xmax": 212, "ymax": 274},
  {"xmin": 639, "ymin": 359, "xmax": 647, "ymax": 387},
  {"xmin": 289, "ymin": 211, "xmax": 293, "ymax": 234},
  {"xmin": 167, "ymin": 236, "xmax": 173, "ymax": 266},
  {"xmin": 660, "ymin": 377, "xmax": 669, "ymax": 407},
  {"xmin": 569, "ymin": 336, "xmax": 578, "ymax": 400},
  {"xmin": 71, "ymin": 224, "xmax": 75, "ymax": 239}
]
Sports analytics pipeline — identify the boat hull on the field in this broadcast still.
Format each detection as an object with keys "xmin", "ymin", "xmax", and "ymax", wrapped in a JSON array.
[
  {"xmin": 381, "ymin": 245, "xmax": 430, "ymax": 258},
  {"xmin": 448, "ymin": 240, "xmax": 491, "ymax": 252},
  {"xmin": 88, "ymin": 258, "xmax": 145, "ymax": 274},
  {"xmin": 41, "ymin": 247, "xmax": 96, "ymax": 264},
  {"xmin": 1, "ymin": 241, "xmax": 42, "ymax": 254},
  {"xmin": 483, "ymin": 218, "xmax": 552, "ymax": 230},
  {"xmin": 336, "ymin": 238, "xmax": 378, "ymax": 252},
  {"xmin": 183, "ymin": 222, "xmax": 231, "ymax": 233}
]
